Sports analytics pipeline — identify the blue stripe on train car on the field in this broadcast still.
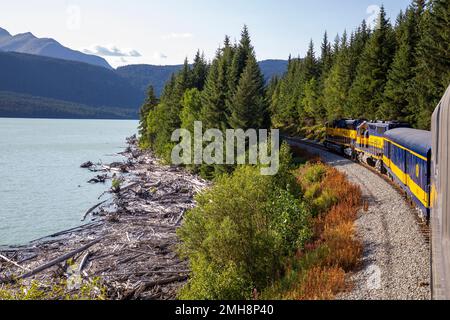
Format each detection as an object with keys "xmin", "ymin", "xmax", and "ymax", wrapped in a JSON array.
[{"xmin": 384, "ymin": 128, "xmax": 432, "ymax": 219}]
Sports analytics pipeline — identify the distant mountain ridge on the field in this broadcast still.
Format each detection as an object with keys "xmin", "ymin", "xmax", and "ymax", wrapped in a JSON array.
[
  {"xmin": 117, "ymin": 64, "xmax": 184, "ymax": 96},
  {"xmin": 117, "ymin": 59, "xmax": 288, "ymax": 97},
  {"xmin": 0, "ymin": 27, "xmax": 288, "ymax": 119},
  {"xmin": 0, "ymin": 51, "xmax": 142, "ymax": 110},
  {"xmin": 0, "ymin": 27, "xmax": 112, "ymax": 69}
]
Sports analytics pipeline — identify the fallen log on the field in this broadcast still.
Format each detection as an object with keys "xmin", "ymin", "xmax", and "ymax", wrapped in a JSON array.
[
  {"xmin": 16, "ymin": 238, "xmax": 103, "ymax": 281},
  {"xmin": 0, "ymin": 254, "xmax": 31, "ymax": 272},
  {"xmin": 88, "ymin": 174, "xmax": 108, "ymax": 184},
  {"xmin": 78, "ymin": 252, "xmax": 92, "ymax": 274},
  {"xmin": 81, "ymin": 200, "xmax": 108, "ymax": 221},
  {"xmin": 80, "ymin": 161, "xmax": 94, "ymax": 168}
]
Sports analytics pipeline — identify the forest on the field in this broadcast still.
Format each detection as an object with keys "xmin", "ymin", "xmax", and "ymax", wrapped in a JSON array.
[
  {"xmin": 139, "ymin": 0, "xmax": 449, "ymax": 172},
  {"xmin": 136, "ymin": 1, "xmax": 448, "ymax": 298}
]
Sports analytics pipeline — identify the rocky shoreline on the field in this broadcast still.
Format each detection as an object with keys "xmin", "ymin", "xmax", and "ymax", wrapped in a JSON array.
[{"xmin": 0, "ymin": 136, "xmax": 208, "ymax": 300}]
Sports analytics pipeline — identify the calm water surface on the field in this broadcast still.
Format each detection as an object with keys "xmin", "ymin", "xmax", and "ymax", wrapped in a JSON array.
[{"xmin": 0, "ymin": 118, "xmax": 138, "ymax": 246}]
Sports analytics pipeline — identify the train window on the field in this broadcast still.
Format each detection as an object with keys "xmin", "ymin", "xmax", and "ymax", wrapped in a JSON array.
[{"xmin": 377, "ymin": 127, "xmax": 384, "ymax": 135}]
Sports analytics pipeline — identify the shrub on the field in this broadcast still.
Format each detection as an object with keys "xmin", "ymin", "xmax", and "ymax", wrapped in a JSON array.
[
  {"xmin": 261, "ymin": 160, "xmax": 362, "ymax": 300},
  {"xmin": 301, "ymin": 163, "xmax": 328, "ymax": 184},
  {"xmin": 267, "ymin": 189, "xmax": 312, "ymax": 255},
  {"xmin": 0, "ymin": 278, "xmax": 107, "ymax": 300},
  {"xmin": 177, "ymin": 164, "xmax": 311, "ymax": 300}
]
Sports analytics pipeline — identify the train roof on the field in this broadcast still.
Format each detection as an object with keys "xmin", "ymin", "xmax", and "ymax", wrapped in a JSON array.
[
  {"xmin": 384, "ymin": 128, "xmax": 432, "ymax": 158},
  {"xmin": 332, "ymin": 119, "xmax": 362, "ymax": 128}
]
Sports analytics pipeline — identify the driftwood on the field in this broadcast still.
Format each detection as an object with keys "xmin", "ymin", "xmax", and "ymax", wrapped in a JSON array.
[
  {"xmin": 81, "ymin": 200, "xmax": 108, "ymax": 221},
  {"xmin": 80, "ymin": 161, "xmax": 94, "ymax": 168},
  {"xmin": 78, "ymin": 252, "xmax": 91, "ymax": 274},
  {"xmin": 88, "ymin": 174, "xmax": 108, "ymax": 184},
  {"xmin": 17, "ymin": 238, "xmax": 103, "ymax": 281},
  {"xmin": 0, "ymin": 254, "xmax": 30, "ymax": 272},
  {"xmin": 0, "ymin": 136, "xmax": 209, "ymax": 299}
]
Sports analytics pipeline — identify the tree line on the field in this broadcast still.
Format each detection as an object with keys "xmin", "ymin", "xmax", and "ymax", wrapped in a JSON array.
[
  {"xmin": 139, "ymin": 26, "xmax": 270, "ymax": 178},
  {"xmin": 139, "ymin": 0, "xmax": 449, "ymax": 177},
  {"xmin": 270, "ymin": 0, "xmax": 449, "ymax": 131}
]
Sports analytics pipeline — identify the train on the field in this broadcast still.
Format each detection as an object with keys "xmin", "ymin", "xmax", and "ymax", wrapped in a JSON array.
[{"xmin": 323, "ymin": 85, "xmax": 450, "ymax": 299}]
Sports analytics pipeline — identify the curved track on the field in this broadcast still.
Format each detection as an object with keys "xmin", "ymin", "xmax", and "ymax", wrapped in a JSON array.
[{"xmin": 287, "ymin": 137, "xmax": 431, "ymax": 300}]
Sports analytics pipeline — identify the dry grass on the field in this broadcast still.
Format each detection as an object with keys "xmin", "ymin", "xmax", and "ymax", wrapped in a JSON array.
[
  {"xmin": 300, "ymin": 165, "xmax": 362, "ymax": 298},
  {"xmin": 285, "ymin": 267, "xmax": 346, "ymax": 300},
  {"xmin": 263, "ymin": 161, "xmax": 363, "ymax": 300}
]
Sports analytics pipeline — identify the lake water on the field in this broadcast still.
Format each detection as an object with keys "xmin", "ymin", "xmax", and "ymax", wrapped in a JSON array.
[{"xmin": 0, "ymin": 118, "xmax": 138, "ymax": 246}]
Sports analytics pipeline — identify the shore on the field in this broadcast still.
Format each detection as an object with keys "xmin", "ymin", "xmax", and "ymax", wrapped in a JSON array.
[{"xmin": 0, "ymin": 137, "xmax": 208, "ymax": 300}]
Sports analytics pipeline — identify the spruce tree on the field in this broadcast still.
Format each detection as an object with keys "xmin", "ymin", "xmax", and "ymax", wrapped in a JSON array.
[
  {"xmin": 348, "ymin": 6, "xmax": 396, "ymax": 119},
  {"xmin": 410, "ymin": 0, "xmax": 450, "ymax": 129},
  {"xmin": 200, "ymin": 51, "xmax": 228, "ymax": 131},
  {"xmin": 228, "ymin": 56, "xmax": 266, "ymax": 130},
  {"xmin": 138, "ymin": 85, "xmax": 158, "ymax": 147},
  {"xmin": 381, "ymin": 6, "xmax": 420, "ymax": 122},
  {"xmin": 320, "ymin": 31, "xmax": 333, "ymax": 75},
  {"xmin": 228, "ymin": 26, "xmax": 254, "ymax": 94},
  {"xmin": 191, "ymin": 50, "xmax": 208, "ymax": 91},
  {"xmin": 323, "ymin": 40, "xmax": 353, "ymax": 120}
]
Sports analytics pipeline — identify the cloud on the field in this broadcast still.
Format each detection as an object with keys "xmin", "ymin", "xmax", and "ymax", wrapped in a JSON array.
[
  {"xmin": 83, "ymin": 45, "xmax": 142, "ymax": 57},
  {"xmin": 153, "ymin": 52, "xmax": 168, "ymax": 60},
  {"xmin": 161, "ymin": 32, "xmax": 193, "ymax": 40}
]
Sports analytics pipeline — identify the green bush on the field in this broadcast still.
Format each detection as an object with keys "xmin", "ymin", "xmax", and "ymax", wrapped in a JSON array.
[
  {"xmin": 178, "ymin": 255, "xmax": 253, "ymax": 300},
  {"xmin": 177, "ymin": 164, "xmax": 312, "ymax": 300},
  {"xmin": 302, "ymin": 164, "xmax": 327, "ymax": 184},
  {"xmin": 312, "ymin": 189, "xmax": 338, "ymax": 214},
  {"xmin": 267, "ymin": 189, "xmax": 312, "ymax": 255}
]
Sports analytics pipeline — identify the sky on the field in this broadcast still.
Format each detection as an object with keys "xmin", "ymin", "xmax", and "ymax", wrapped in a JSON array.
[{"xmin": 0, "ymin": 0, "xmax": 412, "ymax": 68}]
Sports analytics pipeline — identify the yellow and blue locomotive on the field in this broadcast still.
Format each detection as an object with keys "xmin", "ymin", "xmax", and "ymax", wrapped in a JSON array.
[
  {"xmin": 325, "ymin": 120, "xmax": 432, "ymax": 220},
  {"xmin": 324, "ymin": 85, "xmax": 450, "ymax": 299}
]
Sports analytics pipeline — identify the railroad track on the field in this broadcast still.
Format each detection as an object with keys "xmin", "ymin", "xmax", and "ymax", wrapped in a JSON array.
[{"xmin": 283, "ymin": 135, "xmax": 431, "ymax": 245}]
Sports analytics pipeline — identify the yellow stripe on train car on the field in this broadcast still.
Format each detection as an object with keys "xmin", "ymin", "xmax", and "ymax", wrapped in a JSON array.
[
  {"xmin": 383, "ymin": 155, "xmax": 390, "ymax": 167},
  {"xmin": 385, "ymin": 156, "xmax": 429, "ymax": 207},
  {"xmin": 369, "ymin": 135, "xmax": 384, "ymax": 149},
  {"xmin": 326, "ymin": 128, "xmax": 357, "ymax": 139}
]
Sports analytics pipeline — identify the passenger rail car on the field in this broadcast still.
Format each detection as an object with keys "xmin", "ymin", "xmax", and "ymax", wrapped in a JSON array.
[
  {"xmin": 324, "ymin": 85, "xmax": 450, "ymax": 300},
  {"xmin": 431, "ymin": 86, "xmax": 450, "ymax": 300},
  {"xmin": 326, "ymin": 120, "xmax": 431, "ymax": 219},
  {"xmin": 383, "ymin": 129, "xmax": 432, "ymax": 220}
]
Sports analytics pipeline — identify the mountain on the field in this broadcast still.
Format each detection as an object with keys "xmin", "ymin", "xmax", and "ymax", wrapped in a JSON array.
[
  {"xmin": 0, "ymin": 51, "xmax": 143, "ymax": 114},
  {"xmin": 258, "ymin": 59, "xmax": 288, "ymax": 83},
  {"xmin": 116, "ymin": 64, "xmax": 184, "ymax": 96},
  {"xmin": 0, "ymin": 48, "xmax": 288, "ymax": 119},
  {"xmin": 117, "ymin": 60, "xmax": 288, "ymax": 96},
  {"xmin": 0, "ymin": 27, "xmax": 112, "ymax": 69},
  {"xmin": 0, "ymin": 91, "xmax": 137, "ymax": 119}
]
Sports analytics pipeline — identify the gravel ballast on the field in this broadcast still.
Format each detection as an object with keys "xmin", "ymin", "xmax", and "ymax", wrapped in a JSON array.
[{"xmin": 289, "ymin": 140, "xmax": 431, "ymax": 300}]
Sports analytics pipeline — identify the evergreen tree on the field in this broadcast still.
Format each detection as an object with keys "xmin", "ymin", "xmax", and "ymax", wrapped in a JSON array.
[
  {"xmin": 191, "ymin": 50, "xmax": 209, "ymax": 91},
  {"xmin": 320, "ymin": 31, "xmax": 333, "ymax": 75},
  {"xmin": 323, "ymin": 41, "xmax": 353, "ymax": 120},
  {"xmin": 138, "ymin": 85, "xmax": 158, "ymax": 146},
  {"xmin": 348, "ymin": 6, "xmax": 396, "ymax": 119},
  {"xmin": 200, "ymin": 51, "xmax": 228, "ymax": 131},
  {"xmin": 410, "ymin": 0, "xmax": 450, "ymax": 129},
  {"xmin": 302, "ymin": 77, "xmax": 320, "ymax": 121},
  {"xmin": 304, "ymin": 40, "xmax": 319, "ymax": 79},
  {"xmin": 381, "ymin": 6, "xmax": 421, "ymax": 122},
  {"xmin": 228, "ymin": 56, "xmax": 267, "ymax": 130},
  {"xmin": 228, "ymin": 26, "xmax": 254, "ymax": 94}
]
